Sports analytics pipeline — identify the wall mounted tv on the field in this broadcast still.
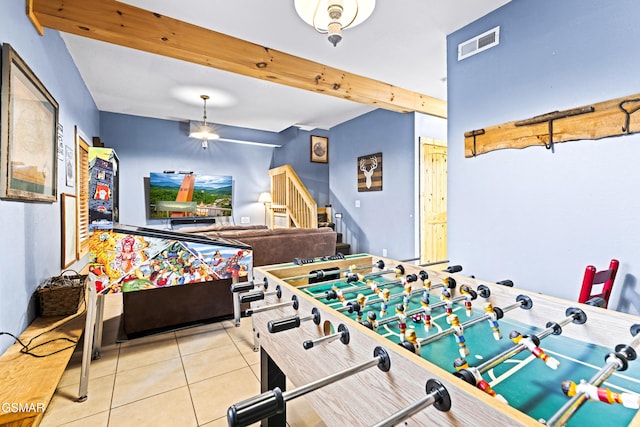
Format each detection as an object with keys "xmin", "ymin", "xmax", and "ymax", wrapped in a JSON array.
[{"xmin": 148, "ymin": 172, "xmax": 233, "ymax": 219}]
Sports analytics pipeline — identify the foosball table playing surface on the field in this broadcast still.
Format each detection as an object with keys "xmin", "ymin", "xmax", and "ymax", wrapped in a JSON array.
[{"xmin": 229, "ymin": 254, "xmax": 640, "ymax": 427}]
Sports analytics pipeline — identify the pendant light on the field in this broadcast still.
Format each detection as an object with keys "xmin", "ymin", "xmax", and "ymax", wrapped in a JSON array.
[{"xmin": 189, "ymin": 95, "xmax": 219, "ymax": 149}]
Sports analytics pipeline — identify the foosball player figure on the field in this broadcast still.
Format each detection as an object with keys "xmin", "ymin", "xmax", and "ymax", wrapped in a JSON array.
[
  {"xmin": 402, "ymin": 280, "xmax": 413, "ymax": 311},
  {"xmin": 405, "ymin": 329, "xmax": 420, "ymax": 352},
  {"xmin": 331, "ymin": 285, "xmax": 348, "ymax": 306},
  {"xmin": 441, "ymin": 288, "xmax": 453, "ymax": 316},
  {"xmin": 484, "ymin": 302, "xmax": 503, "ymax": 340},
  {"xmin": 380, "ymin": 288, "xmax": 392, "ymax": 317},
  {"xmin": 367, "ymin": 279, "xmax": 381, "ymax": 295},
  {"xmin": 459, "ymin": 285, "xmax": 474, "ymax": 317},
  {"xmin": 420, "ymin": 270, "xmax": 432, "ymax": 294},
  {"xmin": 453, "ymin": 358, "xmax": 508, "ymax": 403},
  {"xmin": 363, "ymin": 311, "xmax": 378, "ymax": 331},
  {"xmin": 420, "ymin": 293, "xmax": 432, "ymax": 331},
  {"xmin": 448, "ymin": 313, "xmax": 470, "ymax": 357},
  {"xmin": 396, "ymin": 304, "xmax": 408, "ymax": 341},
  {"xmin": 393, "ymin": 265, "xmax": 406, "ymax": 278},
  {"xmin": 561, "ymin": 380, "xmax": 640, "ymax": 409},
  {"xmin": 354, "ymin": 293, "xmax": 367, "ymax": 323},
  {"xmin": 509, "ymin": 330, "xmax": 559, "ymax": 369}
]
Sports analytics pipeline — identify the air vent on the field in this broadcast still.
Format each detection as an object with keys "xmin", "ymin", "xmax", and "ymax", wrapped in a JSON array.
[{"xmin": 458, "ymin": 26, "xmax": 500, "ymax": 61}]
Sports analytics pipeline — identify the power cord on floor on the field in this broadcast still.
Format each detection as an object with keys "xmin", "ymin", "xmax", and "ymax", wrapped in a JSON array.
[{"xmin": 0, "ymin": 297, "xmax": 87, "ymax": 358}]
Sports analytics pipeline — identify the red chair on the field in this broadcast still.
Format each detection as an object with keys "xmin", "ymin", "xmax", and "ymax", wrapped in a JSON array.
[{"xmin": 578, "ymin": 259, "xmax": 619, "ymax": 308}]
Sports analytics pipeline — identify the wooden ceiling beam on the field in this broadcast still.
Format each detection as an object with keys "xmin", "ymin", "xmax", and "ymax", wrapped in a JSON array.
[{"xmin": 28, "ymin": 0, "xmax": 447, "ymax": 118}]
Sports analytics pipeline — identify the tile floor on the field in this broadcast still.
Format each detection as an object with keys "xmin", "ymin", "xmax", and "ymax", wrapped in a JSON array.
[{"xmin": 40, "ymin": 293, "xmax": 326, "ymax": 427}]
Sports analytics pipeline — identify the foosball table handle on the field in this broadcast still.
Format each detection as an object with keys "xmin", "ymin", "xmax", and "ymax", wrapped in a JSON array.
[
  {"xmin": 268, "ymin": 316, "xmax": 302, "ymax": 333},
  {"xmin": 239, "ymin": 290, "xmax": 265, "ymax": 304},
  {"xmin": 227, "ymin": 388, "xmax": 285, "ymax": 427},
  {"xmin": 445, "ymin": 265, "xmax": 463, "ymax": 273},
  {"xmin": 496, "ymin": 279, "xmax": 514, "ymax": 287},
  {"xmin": 268, "ymin": 308, "xmax": 322, "ymax": 333},
  {"xmin": 231, "ymin": 282, "xmax": 256, "ymax": 293}
]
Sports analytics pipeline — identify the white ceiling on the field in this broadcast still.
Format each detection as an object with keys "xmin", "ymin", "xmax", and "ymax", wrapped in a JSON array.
[{"xmin": 60, "ymin": 0, "xmax": 510, "ymax": 133}]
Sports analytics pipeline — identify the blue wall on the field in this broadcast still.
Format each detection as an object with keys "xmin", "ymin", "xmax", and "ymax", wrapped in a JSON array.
[
  {"xmin": 0, "ymin": 4, "xmax": 99, "ymax": 354},
  {"xmin": 100, "ymin": 112, "xmax": 280, "ymax": 228},
  {"xmin": 328, "ymin": 109, "xmax": 417, "ymax": 259},
  {"xmin": 447, "ymin": 0, "xmax": 640, "ymax": 312}
]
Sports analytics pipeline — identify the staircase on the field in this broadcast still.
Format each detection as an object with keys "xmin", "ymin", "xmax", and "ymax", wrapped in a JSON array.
[
  {"xmin": 268, "ymin": 165, "xmax": 350, "ymax": 255},
  {"xmin": 269, "ymin": 165, "xmax": 317, "ymax": 229}
]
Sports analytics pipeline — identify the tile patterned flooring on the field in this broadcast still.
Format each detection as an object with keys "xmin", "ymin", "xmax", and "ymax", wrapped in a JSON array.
[{"xmin": 40, "ymin": 293, "xmax": 326, "ymax": 427}]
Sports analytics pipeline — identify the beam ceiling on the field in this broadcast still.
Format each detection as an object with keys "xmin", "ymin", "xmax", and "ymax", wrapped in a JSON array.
[{"xmin": 28, "ymin": 0, "xmax": 447, "ymax": 119}]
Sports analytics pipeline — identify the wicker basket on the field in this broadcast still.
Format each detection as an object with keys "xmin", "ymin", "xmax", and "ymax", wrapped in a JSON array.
[{"xmin": 37, "ymin": 269, "xmax": 87, "ymax": 316}]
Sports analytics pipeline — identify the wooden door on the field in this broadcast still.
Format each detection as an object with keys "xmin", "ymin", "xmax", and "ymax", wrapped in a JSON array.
[{"xmin": 419, "ymin": 138, "xmax": 447, "ymax": 265}]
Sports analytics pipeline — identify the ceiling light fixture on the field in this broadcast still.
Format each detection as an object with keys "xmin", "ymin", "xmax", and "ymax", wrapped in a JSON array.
[
  {"xmin": 189, "ymin": 94, "xmax": 219, "ymax": 149},
  {"xmin": 294, "ymin": 0, "xmax": 376, "ymax": 47}
]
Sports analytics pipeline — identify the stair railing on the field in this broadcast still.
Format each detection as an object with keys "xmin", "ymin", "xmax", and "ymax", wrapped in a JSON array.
[{"xmin": 268, "ymin": 165, "xmax": 317, "ymax": 228}]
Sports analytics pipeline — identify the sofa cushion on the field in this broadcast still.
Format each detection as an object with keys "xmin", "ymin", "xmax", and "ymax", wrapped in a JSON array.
[{"xmin": 182, "ymin": 226, "xmax": 337, "ymax": 266}]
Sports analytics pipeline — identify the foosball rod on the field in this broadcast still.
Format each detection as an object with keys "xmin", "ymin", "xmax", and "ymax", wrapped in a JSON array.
[
  {"xmin": 283, "ymin": 259, "xmax": 385, "ymax": 283},
  {"xmin": 325, "ymin": 268, "xmax": 456, "ymax": 302},
  {"xmin": 322, "ymin": 273, "xmax": 418, "ymax": 300},
  {"xmin": 343, "ymin": 278, "xmax": 459, "ymax": 316},
  {"xmin": 406, "ymin": 295, "xmax": 533, "ymax": 351},
  {"xmin": 370, "ymin": 379, "xmax": 452, "ymax": 427},
  {"xmin": 245, "ymin": 295, "xmax": 299, "ymax": 316},
  {"xmin": 371, "ymin": 288, "xmax": 480, "ymax": 330},
  {"xmin": 472, "ymin": 307, "xmax": 587, "ymax": 376},
  {"xmin": 303, "ymin": 323, "xmax": 350, "ymax": 349},
  {"xmin": 227, "ymin": 346, "xmax": 391, "ymax": 427},
  {"xmin": 296, "ymin": 264, "xmax": 406, "ymax": 290},
  {"xmin": 546, "ymin": 323, "xmax": 640, "ymax": 427}
]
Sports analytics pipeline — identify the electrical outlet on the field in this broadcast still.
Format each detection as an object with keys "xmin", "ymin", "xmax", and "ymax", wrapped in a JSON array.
[
  {"xmin": 240, "ymin": 217, "xmax": 250, "ymax": 224},
  {"xmin": 382, "ymin": 248, "xmax": 387, "ymax": 257},
  {"xmin": 335, "ymin": 212, "xmax": 342, "ymax": 219},
  {"xmin": 355, "ymin": 200, "xmax": 361, "ymax": 208}
]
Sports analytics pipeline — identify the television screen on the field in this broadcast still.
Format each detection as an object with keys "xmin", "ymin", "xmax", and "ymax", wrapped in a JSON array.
[{"xmin": 148, "ymin": 172, "xmax": 232, "ymax": 219}]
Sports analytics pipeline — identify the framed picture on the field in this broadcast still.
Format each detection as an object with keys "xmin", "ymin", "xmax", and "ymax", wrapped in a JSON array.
[
  {"xmin": 0, "ymin": 43, "xmax": 59, "ymax": 202},
  {"xmin": 310, "ymin": 135, "xmax": 329, "ymax": 163},
  {"xmin": 357, "ymin": 152, "xmax": 383, "ymax": 192},
  {"xmin": 61, "ymin": 193, "xmax": 78, "ymax": 268},
  {"xmin": 65, "ymin": 145, "xmax": 75, "ymax": 187}
]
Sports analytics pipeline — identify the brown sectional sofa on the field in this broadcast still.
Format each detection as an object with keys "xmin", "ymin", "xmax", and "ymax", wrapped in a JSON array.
[{"xmin": 179, "ymin": 225, "xmax": 337, "ymax": 266}]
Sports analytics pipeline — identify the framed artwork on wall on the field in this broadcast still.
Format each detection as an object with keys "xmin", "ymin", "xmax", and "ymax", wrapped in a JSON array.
[
  {"xmin": 61, "ymin": 193, "xmax": 78, "ymax": 268},
  {"xmin": 65, "ymin": 145, "xmax": 75, "ymax": 187},
  {"xmin": 310, "ymin": 135, "xmax": 329, "ymax": 163},
  {"xmin": 0, "ymin": 43, "xmax": 59, "ymax": 202},
  {"xmin": 357, "ymin": 152, "xmax": 383, "ymax": 192}
]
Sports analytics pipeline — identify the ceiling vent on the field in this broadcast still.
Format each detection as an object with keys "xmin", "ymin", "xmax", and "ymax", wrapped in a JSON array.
[{"xmin": 458, "ymin": 26, "xmax": 500, "ymax": 61}]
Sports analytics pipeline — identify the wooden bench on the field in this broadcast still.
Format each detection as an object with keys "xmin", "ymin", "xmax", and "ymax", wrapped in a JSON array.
[{"xmin": 0, "ymin": 304, "xmax": 87, "ymax": 426}]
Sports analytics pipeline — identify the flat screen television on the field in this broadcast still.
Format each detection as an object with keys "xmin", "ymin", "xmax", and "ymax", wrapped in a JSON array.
[{"xmin": 148, "ymin": 172, "xmax": 233, "ymax": 219}]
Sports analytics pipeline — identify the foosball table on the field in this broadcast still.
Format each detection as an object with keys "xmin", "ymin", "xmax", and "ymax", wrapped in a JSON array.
[{"xmin": 227, "ymin": 254, "xmax": 640, "ymax": 426}]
